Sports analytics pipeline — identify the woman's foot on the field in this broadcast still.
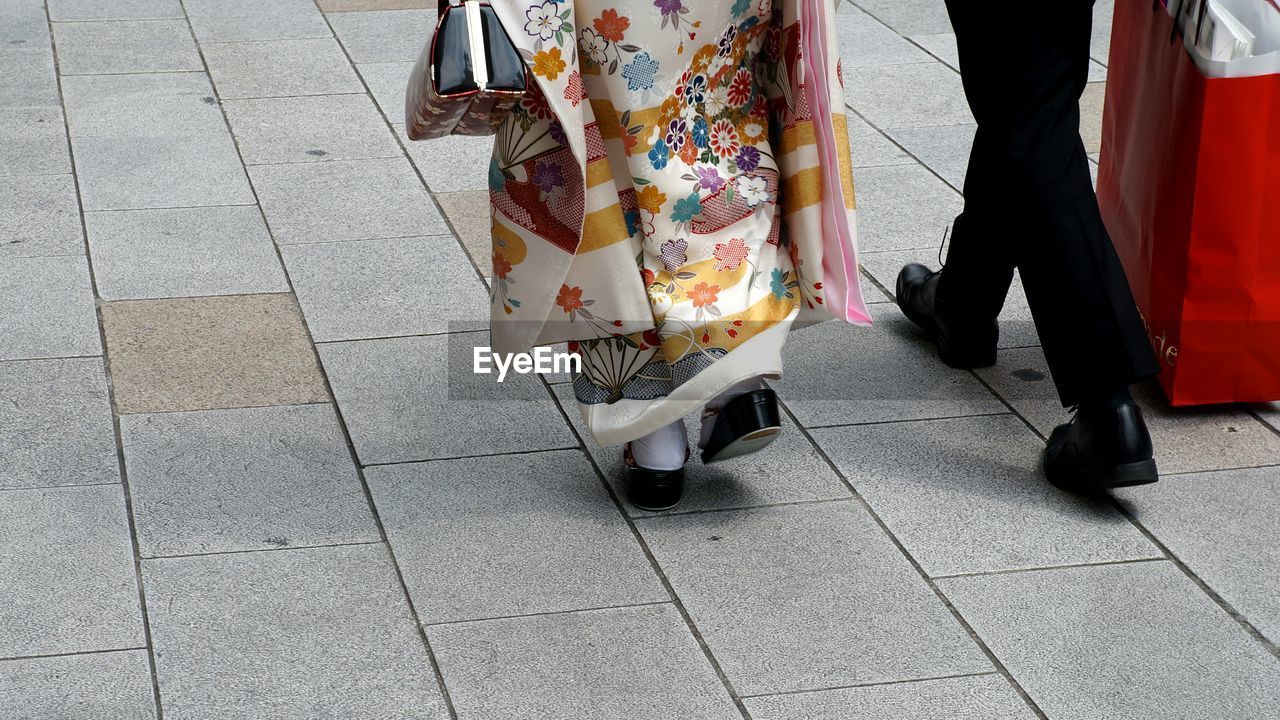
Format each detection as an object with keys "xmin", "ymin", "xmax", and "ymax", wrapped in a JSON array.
[
  {"xmin": 623, "ymin": 419, "xmax": 688, "ymax": 511},
  {"xmin": 699, "ymin": 378, "xmax": 783, "ymax": 464}
]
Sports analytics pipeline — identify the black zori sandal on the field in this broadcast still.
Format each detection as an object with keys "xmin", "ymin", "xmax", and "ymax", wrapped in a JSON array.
[
  {"xmin": 623, "ymin": 443, "xmax": 687, "ymax": 512},
  {"xmin": 700, "ymin": 388, "xmax": 783, "ymax": 464}
]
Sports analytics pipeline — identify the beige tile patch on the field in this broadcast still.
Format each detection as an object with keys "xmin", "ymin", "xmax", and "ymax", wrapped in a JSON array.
[
  {"xmin": 318, "ymin": 0, "xmax": 433, "ymax": 10},
  {"xmin": 102, "ymin": 294, "xmax": 328, "ymax": 414},
  {"xmin": 434, "ymin": 190, "xmax": 491, "ymax": 277},
  {"xmin": 1080, "ymin": 81, "xmax": 1106, "ymax": 155}
]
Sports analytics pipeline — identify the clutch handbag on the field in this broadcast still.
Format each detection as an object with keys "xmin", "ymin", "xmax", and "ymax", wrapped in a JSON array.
[{"xmin": 405, "ymin": 0, "xmax": 527, "ymax": 141}]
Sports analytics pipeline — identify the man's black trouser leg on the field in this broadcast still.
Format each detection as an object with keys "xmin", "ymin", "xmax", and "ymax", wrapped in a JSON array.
[{"xmin": 937, "ymin": 0, "xmax": 1158, "ymax": 407}]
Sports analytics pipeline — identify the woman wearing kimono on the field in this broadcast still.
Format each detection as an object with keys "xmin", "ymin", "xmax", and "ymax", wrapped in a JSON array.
[{"xmin": 486, "ymin": 0, "xmax": 871, "ymax": 509}]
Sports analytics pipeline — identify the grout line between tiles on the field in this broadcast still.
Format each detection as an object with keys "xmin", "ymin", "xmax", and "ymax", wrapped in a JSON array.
[
  {"xmin": 0, "ymin": 646, "xmax": 151, "ymax": 664},
  {"xmin": 930, "ymin": 556, "xmax": 1168, "ymax": 581},
  {"xmin": 55, "ymin": 69, "xmax": 209, "ymax": 78},
  {"xmin": 44, "ymin": 5, "xmax": 167, "ymax": 716},
  {"xmin": 802, "ymin": 411, "xmax": 1012, "ymax": 431},
  {"xmin": 629, "ymin": 496, "xmax": 854, "ymax": 521},
  {"xmin": 0, "ymin": 352, "xmax": 102, "ymax": 365},
  {"xmin": 543, "ymin": 381, "xmax": 755, "ymax": 720},
  {"xmin": 423, "ymin": 601, "xmax": 676, "ymax": 629},
  {"xmin": 736, "ymin": 670, "xmax": 1002, "ymax": 700},
  {"xmin": 80, "ymin": 202, "xmax": 258, "ymax": 214},
  {"xmin": 0, "ymin": 480, "xmax": 121, "ymax": 493},
  {"xmin": 360, "ymin": 444, "xmax": 582, "ymax": 468},
  {"xmin": 193, "ymin": 36, "xmax": 337, "ymax": 45},
  {"xmin": 141, "ymin": 539, "xmax": 383, "ymax": 562}
]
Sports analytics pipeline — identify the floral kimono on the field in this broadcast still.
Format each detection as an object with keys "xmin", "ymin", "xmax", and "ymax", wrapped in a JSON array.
[{"xmin": 488, "ymin": 0, "xmax": 871, "ymax": 447}]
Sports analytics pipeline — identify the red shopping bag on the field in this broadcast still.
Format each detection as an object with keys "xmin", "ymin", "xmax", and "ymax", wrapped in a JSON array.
[{"xmin": 1098, "ymin": 0, "xmax": 1280, "ymax": 405}]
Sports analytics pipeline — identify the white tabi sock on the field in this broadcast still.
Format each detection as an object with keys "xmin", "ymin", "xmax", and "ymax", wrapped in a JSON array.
[{"xmin": 629, "ymin": 418, "xmax": 688, "ymax": 471}]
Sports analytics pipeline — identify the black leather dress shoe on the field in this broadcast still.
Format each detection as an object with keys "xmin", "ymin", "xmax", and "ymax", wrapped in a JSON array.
[
  {"xmin": 701, "ymin": 388, "xmax": 782, "ymax": 464},
  {"xmin": 895, "ymin": 263, "xmax": 998, "ymax": 369},
  {"xmin": 623, "ymin": 443, "xmax": 685, "ymax": 511},
  {"xmin": 1044, "ymin": 403, "xmax": 1159, "ymax": 491}
]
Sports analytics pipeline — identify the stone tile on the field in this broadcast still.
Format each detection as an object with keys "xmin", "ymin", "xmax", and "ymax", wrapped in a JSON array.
[
  {"xmin": 62, "ymin": 72, "xmax": 226, "ymax": 139},
  {"xmin": 835, "ymin": 8, "xmax": 933, "ymax": 68},
  {"xmin": 329, "ymin": 9, "xmax": 436, "ymax": 64},
  {"xmin": 250, "ymin": 157, "xmax": 448, "ymax": 245},
  {"xmin": 0, "ymin": 0, "xmax": 50, "ymax": 49},
  {"xmin": 319, "ymin": 0, "xmax": 434, "ymax": 9},
  {"xmin": 431, "ymin": 605, "xmax": 739, "ymax": 720},
  {"xmin": 184, "ymin": 0, "xmax": 332, "ymax": 42},
  {"xmin": 0, "ymin": 358, "xmax": 119, "ymax": 490},
  {"xmin": 637, "ymin": 502, "xmax": 989, "ymax": 695},
  {"xmin": 814, "ymin": 415, "xmax": 1159, "ymax": 576},
  {"xmin": 394, "ymin": 124, "xmax": 494, "ymax": 192},
  {"xmin": 744, "ymin": 674, "xmax": 1036, "ymax": 720},
  {"xmin": 367, "ymin": 450, "xmax": 665, "ymax": 623},
  {"xmin": 359, "ymin": 62, "xmax": 416, "ymax": 119},
  {"xmin": 846, "ymin": 110, "xmax": 912, "ymax": 168},
  {"xmin": 0, "ymin": 254, "xmax": 101, "ymax": 361},
  {"xmin": 552, "ymin": 384, "xmax": 851, "ymax": 517},
  {"xmin": 203, "ymin": 38, "xmax": 364, "ymax": 99},
  {"xmin": 0, "ymin": 105, "xmax": 71, "ymax": 177},
  {"xmin": 1116, "ymin": 466, "xmax": 1280, "ymax": 643},
  {"xmin": 938, "ymin": 562, "xmax": 1280, "ymax": 719},
  {"xmin": 52, "ymin": 19, "xmax": 201, "ymax": 75},
  {"xmin": 72, "ymin": 133, "xmax": 255, "ymax": 211},
  {"xmin": 847, "ymin": 61, "xmax": 971, "ymax": 129},
  {"xmin": 849, "ymin": 0, "xmax": 954, "ymax": 37},
  {"xmin": 1, "ymin": 174, "xmax": 82, "ymax": 259},
  {"xmin": 884, "ymin": 124, "xmax": 974, "ymax": 191},
  {"xmin": 0, "ymin": 650, "xmax": 157, "ymax": 719},
  {"xmin": 101, "ymin": 294, "xmax": 329, "ymax": 414},
  {"xmin": 851, "ymin": 163, "xmax": 962, "ymax": 253},
  {"xmin": 857, "ymin": 249, "xmax": 1040, "ymax": 349},
  {"xmin": 0, "ymin": 484, "xmax": 144, "ymax": 657},
  {"xmin": 86, "ymin": 206, "xmax": 289, "ymax": 300},
  {"xmin": 0, "ymin": 48, "xmax": 61, "ymax": 107},
  {"xmin": 282, "ymin": 235, "xmax": 487, "ymax": 342},
  {"xmin": 317, "ymin": 334, "xmax": 576, "ymax": 464},
  {"xmin": 1092, "ymin": 0, "xmax": 1115, "ymax": 66},
  {"xmin": 977, "ymin": 346, "xmax": 1280, "ymax": 475},
  {"xmin": 776, "ymin": 313, "xmax": 1004, "ymax": 429},
  {"xmin": 223, "ymin": 93, "xmax": 401, "ymax": 165},
  {"xmin": 48, "ymin": 0, "xmax": 183, "ymax": 21},
  {"xmin": 121, "ymin": 404, "xmax": 378, "ymax": 557},
  {"xmin": 143, "ymin": 544, "xmax": 449, "ymax": 720},
  {"xmin": 910, "ymin": 32, "xmax": 958, "ymax": 69},
  {"xmin": 433, "ymin": 190, "xmax": 492, "ymax": 273},
  {"xmin": 1080, "ymin": 82, "xmax": 1106, "ymax": 155}
]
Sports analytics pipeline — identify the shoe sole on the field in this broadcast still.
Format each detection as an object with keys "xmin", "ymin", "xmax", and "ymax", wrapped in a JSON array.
[
  {"xmin": 631, "ymin": 499, "xmax": 682, "ymax": 512},
  {"xmin": 702, "ymin": 426, "xmax": 781, "ymax": 464},
  {"xmin": 1046, "ymin": 457, "xmax": 1159, "ymax": 491}
]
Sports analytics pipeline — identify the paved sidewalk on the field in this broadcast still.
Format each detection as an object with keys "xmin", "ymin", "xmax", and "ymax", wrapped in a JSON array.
[{"xmin": 3, "ymin": 0, "xmax": 1280, "ymax": 718}]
